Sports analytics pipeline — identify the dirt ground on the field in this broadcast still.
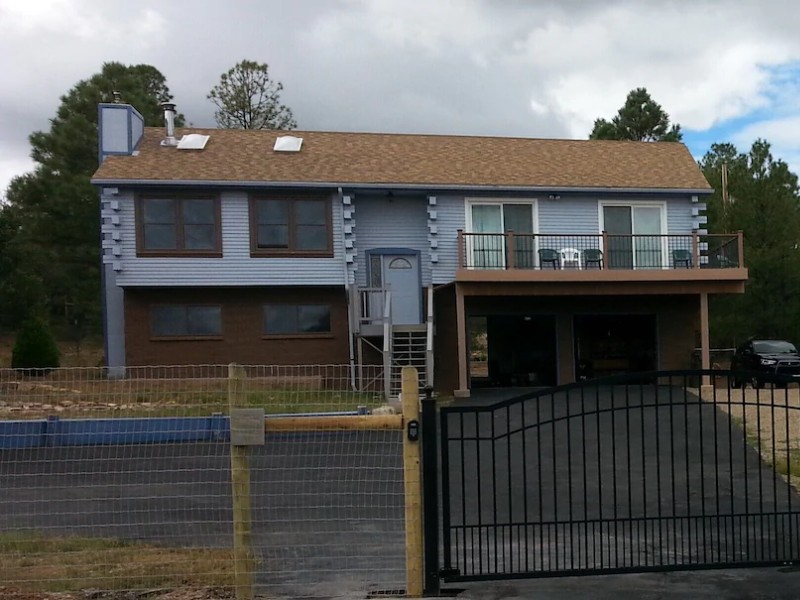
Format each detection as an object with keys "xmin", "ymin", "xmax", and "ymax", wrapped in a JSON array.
[
  {"xmin": 0, "ymin": 587, "xmax": 236, "ymax": 600},
  {"xmin": 702, "ymin": 386, "xmax": 800, "ymax": 465}
]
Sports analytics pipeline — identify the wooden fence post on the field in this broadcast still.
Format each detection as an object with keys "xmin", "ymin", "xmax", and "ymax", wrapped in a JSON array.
[
  {"xmin": 402, "ymin": 366, "xmax": 423, "ymax": 598},
  {"xmin": 229, "ymin": 363, "xmax": 255, "ymax": 600}
]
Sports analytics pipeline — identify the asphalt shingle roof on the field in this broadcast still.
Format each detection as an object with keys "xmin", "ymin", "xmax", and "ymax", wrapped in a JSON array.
[{"xmin": 92, "ymin": 127, "xmax": 712, "ymax": 191}]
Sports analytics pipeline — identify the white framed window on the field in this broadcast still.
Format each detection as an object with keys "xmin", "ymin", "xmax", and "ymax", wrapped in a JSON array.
[
  {"xmin": 465, "ymin": 199, "xmax": 538, "ymax": 268},
  {"xmin": 599, "ymin": 201, "xmax": 667, "ymax": 269}
]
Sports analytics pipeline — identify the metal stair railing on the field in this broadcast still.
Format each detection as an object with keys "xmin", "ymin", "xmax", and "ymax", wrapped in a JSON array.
[
  {"xmin": 390, "ymin": 327, "xmax": 428, "ymax": 397},
  {"xmin": 425, "ymin": 286, "xmax": 434, "ymax": 388},
  {"xmin": 382, "ymin": 291, "xmax": 392, "ymax": 401}
]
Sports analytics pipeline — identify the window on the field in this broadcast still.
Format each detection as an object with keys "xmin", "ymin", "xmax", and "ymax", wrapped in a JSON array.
[
  {"xmin": 388, "ymin": 257, "xmax": 412, "ymax": 269},
  {"xmin": 151, "ymin": 305, "xmax": 222, "ymax": 338},
  {"xmin": 263, "ymin": 304, "xmax": 331, "ymax": 335},
  {"xmin": 600, "ymin": 202, "xmax": 666, "ymax": 269},
  {"xmin": 250, "ymin": 196, "xmax": 332, "ymax": 256},
  {"xmin": 467, "ymin": 200, "xmax": 536, "ymax": 268},
  {"xmin": 137, "ymin": 195, "xmax": 221, "ymax": 256}
]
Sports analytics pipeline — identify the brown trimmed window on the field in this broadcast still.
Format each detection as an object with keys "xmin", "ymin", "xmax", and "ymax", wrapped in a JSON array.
[
  {"xmin": 151, "ymin": 305, "xmax": 222, "ymax": 338},
  {"xmin": 250, "ymin": 196, "xmax": 332, "ymax": 256},
  {"xmin": 263, "ymin": 304, "xmax": 331, "ymax": 335},
  {"xmin": 137, "ymin": 195, "xmax": 221, "ymax": 256}
]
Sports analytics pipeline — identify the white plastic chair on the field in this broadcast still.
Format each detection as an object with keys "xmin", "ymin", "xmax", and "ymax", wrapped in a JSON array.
[{"xmin": 559, "ymin": 248, "xmax": 581, "ymax": 269}]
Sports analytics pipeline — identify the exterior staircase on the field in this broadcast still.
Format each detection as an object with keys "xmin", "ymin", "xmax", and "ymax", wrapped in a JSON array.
[
  {"xmin": 351, "ymin": 286, "xmax": 434, "ymax": 400},
  {"xmin": 390, "ymin": 324, "xmax": 428, "ymax": 397}
]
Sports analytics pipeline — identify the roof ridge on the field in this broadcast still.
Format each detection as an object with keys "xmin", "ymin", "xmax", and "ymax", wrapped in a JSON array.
[{"xmin": 145, "ymin": 127, "xmax": 688, "ymax": 146}]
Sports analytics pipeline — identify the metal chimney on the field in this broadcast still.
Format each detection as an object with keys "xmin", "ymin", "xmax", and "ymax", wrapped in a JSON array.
[{"xmin": 161, "ymin": 102, "xmax": 177, "ymax": 146}]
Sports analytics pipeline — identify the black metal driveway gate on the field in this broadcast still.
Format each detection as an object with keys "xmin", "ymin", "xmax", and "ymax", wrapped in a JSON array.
[{"xmin": 434, "ymin": 370, "xmax": 800, "ymax": 583}]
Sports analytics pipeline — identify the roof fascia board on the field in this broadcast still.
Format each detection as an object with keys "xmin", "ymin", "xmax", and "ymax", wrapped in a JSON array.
[{"xmin": 91, "ymin": 178, "xmax": 713, "ymax": 195}]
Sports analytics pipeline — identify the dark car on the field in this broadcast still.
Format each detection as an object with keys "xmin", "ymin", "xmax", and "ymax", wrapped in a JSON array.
[{"xmin": 731, "ymin": 339, "xmax": 800, "ymax": 388}]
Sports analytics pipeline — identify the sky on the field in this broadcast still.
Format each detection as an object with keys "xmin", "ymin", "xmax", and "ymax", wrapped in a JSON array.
[{"xmin": 1, "ymin": 0, "xmax": 800, "ymax": 198}]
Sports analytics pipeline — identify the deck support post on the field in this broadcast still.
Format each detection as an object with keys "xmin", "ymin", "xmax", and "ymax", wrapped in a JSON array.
[
  {"xmin": 700, "ymin": 293, "xmax": 712, "ymax": 395},
  {"xmin": 455, "ymin": 283, "xmax": 469, "ymax": 397}
]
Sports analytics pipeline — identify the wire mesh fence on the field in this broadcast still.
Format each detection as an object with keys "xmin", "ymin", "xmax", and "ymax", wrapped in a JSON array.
[{"xmin": 0, "ymin": 364, "xmax": 406, "ymax": 599}]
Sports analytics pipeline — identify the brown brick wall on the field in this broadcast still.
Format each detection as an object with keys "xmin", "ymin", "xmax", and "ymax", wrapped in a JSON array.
[{"xmin": 124, "ymin": 286, "xmax": 350, "ymax": 366}]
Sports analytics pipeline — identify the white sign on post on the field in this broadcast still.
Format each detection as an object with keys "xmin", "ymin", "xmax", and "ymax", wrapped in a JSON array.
[{"xmin": 230, "ymin": 408, "xmax": 265, "ymax": 446}]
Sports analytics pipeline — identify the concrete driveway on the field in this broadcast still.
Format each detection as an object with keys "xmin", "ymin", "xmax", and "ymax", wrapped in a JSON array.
[{"xmin": 452, "ymin": 565, "xmax": 800, "ymax": 599}]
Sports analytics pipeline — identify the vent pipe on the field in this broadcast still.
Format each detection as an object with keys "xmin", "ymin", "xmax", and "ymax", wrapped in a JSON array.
[{"xmin": 161, "ymin": 102, "xmax": 177, "ymax": 146}]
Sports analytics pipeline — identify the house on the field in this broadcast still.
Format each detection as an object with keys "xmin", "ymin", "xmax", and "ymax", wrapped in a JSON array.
[{"xmin": 92, "ymin": 102, "xmax": 747, "ymax": 397}]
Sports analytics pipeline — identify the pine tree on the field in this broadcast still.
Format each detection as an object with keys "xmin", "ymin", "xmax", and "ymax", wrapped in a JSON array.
[
  {"xmin": 589, "ymin": 88, "xmax": 682, "ymax": 142},
  {"xmin": 208, "ymin": 60, "xmax": 296, "ymax": 130},
  {"xmin": 0, "ymin": 63, "xmax": 182, "ymax": 335}
]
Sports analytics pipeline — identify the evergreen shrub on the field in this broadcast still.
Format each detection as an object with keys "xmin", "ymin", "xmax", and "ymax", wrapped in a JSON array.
[{"xmin": 11, "ymin": 317, "xmax": 60, "ymax": 373}]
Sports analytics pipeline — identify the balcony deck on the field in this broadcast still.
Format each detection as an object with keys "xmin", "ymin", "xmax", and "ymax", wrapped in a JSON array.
[{"xmin": 456, "ymin": 231, "xmax": 748, "ymax": 293}]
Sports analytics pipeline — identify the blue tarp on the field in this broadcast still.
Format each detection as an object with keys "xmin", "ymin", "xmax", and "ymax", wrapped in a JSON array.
[{"xmin": 0, "ymin": 414, "xmax": 229, "ymax": 449}]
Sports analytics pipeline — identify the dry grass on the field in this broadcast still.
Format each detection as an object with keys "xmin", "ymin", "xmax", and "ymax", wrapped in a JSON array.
[
  {"xmin": 0, "ymin": 366, "xmax": 386, "ymax": 419},
  {"xmin": 0, "ymin": 533, "xmax": 234, "ymax": 594},
  {"xmin": 703, "ymin": 387, "xmax": 800, "ymax": 479}
]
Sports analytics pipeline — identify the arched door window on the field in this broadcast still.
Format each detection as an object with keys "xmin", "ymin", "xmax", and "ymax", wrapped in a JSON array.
[{"xmin": 388, "ymin": 257, "xmax": 412, "ymax": 269}]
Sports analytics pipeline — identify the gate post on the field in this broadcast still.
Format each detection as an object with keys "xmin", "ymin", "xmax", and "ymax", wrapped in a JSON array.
[
  {"xmin": 228, "ymin": 364, "xmax": 259, "ymax": 600},
  {"xmin": 421, "ymin": 386, "xmax": 440, "ymax": 596},
  {"xmin": 402, "ymin": 367, "xmax": 424, "ymax": 598}
]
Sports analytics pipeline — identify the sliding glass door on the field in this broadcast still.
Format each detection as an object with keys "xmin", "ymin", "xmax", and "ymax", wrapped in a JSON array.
[
  {"xmin": 603, "ymin": 204, "xmax": 664, "ymax": 269},
  {"xmin": 469, "ymin": 203, "xmax": 534, "ymax": 268}
]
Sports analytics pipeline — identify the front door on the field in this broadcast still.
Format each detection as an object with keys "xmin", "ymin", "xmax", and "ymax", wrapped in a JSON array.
[{"xmin": 369, "ymin": 251, "xmax": 421, "ymax": 325}]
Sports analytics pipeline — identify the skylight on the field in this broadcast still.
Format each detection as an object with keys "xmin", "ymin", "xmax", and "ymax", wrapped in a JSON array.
[
  {"xmin": 177, "ymin": 134, "xmax": 210, "ymax": 150},
  {"xmin": 274, "ymin": 136, "xmax": 303, "ymax": 152}
]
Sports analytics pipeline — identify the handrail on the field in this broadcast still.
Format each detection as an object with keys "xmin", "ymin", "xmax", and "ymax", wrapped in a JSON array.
[
  {"xmin": 357, "ymin": 286, "xmax": 388, "ymax": 326},
  {"xmin": 349, "ymin": 285, "xmax": 360, "ymax": 335},
  {"xmin": 458, "ymin": 231, "xmax": 744, "ymax": 270},
  {"xmin": 426, "ymin": 286, "xmax": 434, "ymax": 388},
  {"xmin": 382, "ymin": 291, "xmax": 392, "ymax": 400}
]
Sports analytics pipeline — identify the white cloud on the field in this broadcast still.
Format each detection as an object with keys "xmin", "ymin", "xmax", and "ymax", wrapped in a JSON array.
[
  {"xmin": 298, "ymin": 1, "xmax": 800, "ymax": 141},
  {"xmin": 305, "ymin": 0, "xmax": 494, "ymax": 57},
  {"xmin": 731, "ymin": 115, "xmax": 800, "ymax": 175},
  {"xmin": 499, "ymin": 3, "xmax": 800, "ymax": 137},
  {"xmin": 734, "ymin": 116, "xmax": 800, "ymax": 149},
  {"xmin": 3, "ymin": 0, "xmax": 800, "ymax": 193},
  {"xmin": 529, "ymin": 99, "xmax": 549, "ymax": 116},
  {"xmin": 0, "ymin": 0, "xmax": 166, "ymax": 45}
]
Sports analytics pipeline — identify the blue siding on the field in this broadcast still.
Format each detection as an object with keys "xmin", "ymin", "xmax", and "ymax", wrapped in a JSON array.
[
  {"xmin": 667, "ymin": 196, "xmax": 695, "ymax": 233},
  {"xmin": 539, "ymin": 197, "xmax": 597, "ymax": 234},
  {"xmin": 98, "ymin": 103, "xmax": 144, "ymax": 162},
  {"xmin": 540, "ymin": 194, "xmax": 695, "ymax": 235},
  {"xmin": 433, "ymin": 195, "xmax": 466, "ymax": 284},
  {"xmin": 353, "ymin": 195, "xmax": 431, "ymax": 286},
  {"xmin": 102, "ymin": 187, "xmax": 700, "ymax": 291},
  {"xmin": 109, "ymin": 190, "xmax": 346, "ymax": 286}
]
